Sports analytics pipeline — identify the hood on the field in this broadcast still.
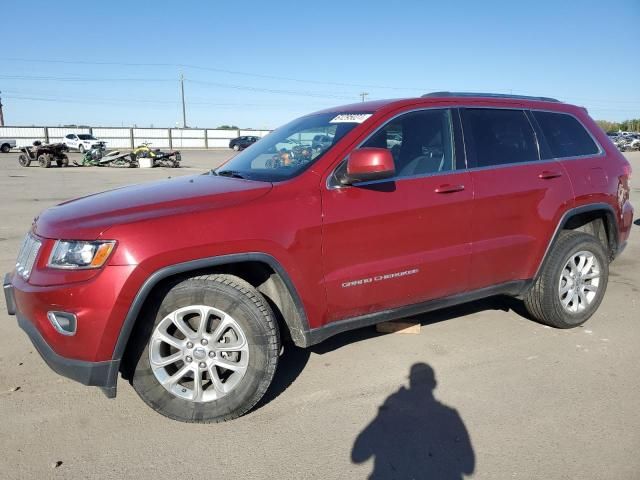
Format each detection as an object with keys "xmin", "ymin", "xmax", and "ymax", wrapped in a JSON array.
[{"xmin": 35, "ymin": 174, "xmax": 272, "ymax": 239}]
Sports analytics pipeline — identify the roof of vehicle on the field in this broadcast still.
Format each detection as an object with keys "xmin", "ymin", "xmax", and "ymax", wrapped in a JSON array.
[
  {"xmin": 314, "ymin": 92, "xmax": 576, "ymax": 116},
  {"xmin": 421, "ymin": 91, "xmax": 560, "ymax": 102}
]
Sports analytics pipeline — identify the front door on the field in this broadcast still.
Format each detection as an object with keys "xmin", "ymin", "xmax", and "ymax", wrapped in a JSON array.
[
  {"xmin": 320, "ymin": 108, "xmax": 474, "ymax": 323},
  {"xmin": 65, "ymin": 134, "xmax": 78, "ymax": 149}
]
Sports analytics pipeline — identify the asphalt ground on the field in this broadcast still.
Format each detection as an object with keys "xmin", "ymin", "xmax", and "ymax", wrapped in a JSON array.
[{"xmin": 0, "ymin": 149, "xmax": 638, "ymax": 479}]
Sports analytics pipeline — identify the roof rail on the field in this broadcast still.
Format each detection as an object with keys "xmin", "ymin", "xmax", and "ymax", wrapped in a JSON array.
[{"xmin": 421, "ymin": 91, "xmax": 560, "ymax": 102}]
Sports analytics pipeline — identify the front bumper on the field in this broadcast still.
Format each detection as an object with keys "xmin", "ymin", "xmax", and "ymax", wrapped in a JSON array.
[{"xmin": 4, "ymin": 272, "xmax": 123, "ymax": 397}]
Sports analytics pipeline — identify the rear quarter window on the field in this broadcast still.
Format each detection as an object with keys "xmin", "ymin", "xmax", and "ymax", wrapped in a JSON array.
[{"xmin": 533, "ymin": 111, "xmax": 599, "ymax": 159}]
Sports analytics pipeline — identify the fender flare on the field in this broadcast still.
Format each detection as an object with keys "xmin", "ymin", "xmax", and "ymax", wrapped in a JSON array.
[
  {"xmin": 533, "ymin": 202, "xmax": 619, "ymax": 280},
  {"xmin": 110, "ymin": 252, "xmax": 311, "ymax": 369}
]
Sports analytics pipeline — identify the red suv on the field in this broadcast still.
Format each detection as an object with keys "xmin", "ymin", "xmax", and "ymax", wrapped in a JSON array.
[{"xmin": 4, "ymin": 92, "xmax": 633, "ymax": 422}]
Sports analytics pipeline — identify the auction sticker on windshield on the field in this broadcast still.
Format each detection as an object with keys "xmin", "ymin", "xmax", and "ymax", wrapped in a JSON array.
[{"xmin": 330, "ymin": 114, "xmax": 372, "ymax": 123}]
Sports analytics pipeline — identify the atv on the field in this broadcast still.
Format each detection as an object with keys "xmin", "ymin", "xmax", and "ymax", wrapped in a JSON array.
[
  {"xmin": 18, "ymin": 142, "xmax": 70, "ymax": 168},
  {"xmin": 130, "ymin": 142, "xmax": 181, "ymax": 167}
]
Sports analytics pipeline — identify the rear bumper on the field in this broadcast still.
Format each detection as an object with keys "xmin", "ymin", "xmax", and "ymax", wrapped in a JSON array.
[
  {"xmin": 4, "ymin": 272, "xmax": 120, "ymax": 397},
  {"xmin": 3, "ymin": 273, "xmax": 16, "ymax": 315}
]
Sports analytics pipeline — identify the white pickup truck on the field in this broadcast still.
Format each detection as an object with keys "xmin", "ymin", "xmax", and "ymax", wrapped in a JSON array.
[{"xmin": 0, "ymin": 138, "xmax": 16, "ymax": 153}]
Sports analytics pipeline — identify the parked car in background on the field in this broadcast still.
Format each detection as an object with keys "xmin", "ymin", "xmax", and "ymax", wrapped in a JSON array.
[
  {"xmin": 229, "ymin": 136, "xmax": 258, "ymax": 151},
  {"xmin": 63, "ymin": 133, "xmax": 103, "ymax": 153},
  {"xmin": 312, "ymin": 134, "xmax": 333, "ymax": 151},
  {"xmin": 387, "ymin": 132, "xmax": 403, "ymax": 148},
  {"xmin": 0, "ymin": 138, "xmax": 16, "ymax": 153},
  {"xmin": 612, "ymin": 133, "xmax": 640, "ymax": 152},
  {"xmin": 4, "ymin": 92, "xmax": 633, "ymax": 423}
]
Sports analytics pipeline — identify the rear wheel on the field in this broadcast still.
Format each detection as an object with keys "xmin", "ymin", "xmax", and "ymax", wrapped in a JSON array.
[
  {"xmin": 524, "ymin": 231, "xmax": 609, "ymax": 328},
  {"xmin": 18, "ymin": 154, "xmax": 31, "ymax": 167},
  {"xmin": 1, "ymin": 144, "xmax": 10, "ymax": 153},
  {"xmin": 38, "ymin": 154, "xmax": 51, "ymax": 168},
  {"xmin": 56, "ymin": 154, "xmax": 69, "ymax": 167},
  {"xmin": 131, "ymin": 274, "xmax": 280, "ymax": 423}
]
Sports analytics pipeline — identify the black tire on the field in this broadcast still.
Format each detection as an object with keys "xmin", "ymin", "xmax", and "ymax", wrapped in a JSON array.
[
  {"xmin": 56, "ymin": 154, "xmax": 69, "ymax": 167},
  {"xmin": 232, "ymin": 144, "xmax": 240, "ymax": 151},
  {"xmin": 131, "ymin": 274, "xmax": 280, "ymax": 423},
  {"xmin": 78, "ymin": 145, "xmax": 85, "ymax": 154},
  {"xmin": 524, "ymin": 231, "xmax": 609, "ymax": 328},
  {"xmin": 38, "ymin": 154, "xmax": 51, "ymax": 168},
  {"xmin": 1, "ymin": 143, "xmax": 10, "ymax": 153},
  {"xmin": 18, "ymin": 154, "xmax": 31, "ymax": 167}
]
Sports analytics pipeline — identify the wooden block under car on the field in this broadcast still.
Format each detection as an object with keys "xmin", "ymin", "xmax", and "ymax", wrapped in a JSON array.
[{"xmin": 375, "ymin": 321, "xmax": 421, "ymax": 334}]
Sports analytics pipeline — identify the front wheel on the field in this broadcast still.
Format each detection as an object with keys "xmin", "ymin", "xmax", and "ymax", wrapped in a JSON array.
[
  {"xmin": 232, "ymin": 144, "xmax": 240, "ymax": 151},
  {"xmin": 131, "ymin": 274, "xmax": 280, "ymax": 423},
  {"xmin": 56, "ymin": 154, "xmax": 69, "ymax": 167},
  {"xmin": 524, "ymin": 231, "xmax": 609, "ymax": 328},
  {"xmin": 1, "ymin": 144, "xmax": 10, "ymax": 153},
  {"xmin": 18, "ymin": 154, "xmax": 31, "ymax": 167},
  {"xmin": 78, "ymin": 145, "xmax": 85, "ymax": 154}
]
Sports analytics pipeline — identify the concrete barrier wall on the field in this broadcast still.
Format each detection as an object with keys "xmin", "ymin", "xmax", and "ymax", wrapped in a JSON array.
[{"xmin": 0, "ymin": 126, "xmax": 272, "ymax": 149}]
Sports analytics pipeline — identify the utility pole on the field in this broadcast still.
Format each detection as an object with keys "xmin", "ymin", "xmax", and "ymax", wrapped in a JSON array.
[
  {"xmin": 359, "ymin": 92, "xmax": 369, "ymax": 102},
  {"xmin": 0, "ymin": 91, "xmax": 5, "ymax": 127},
  {"xmin": 180, "ymin": 74, "xmax": 187, "ymax": 128}
]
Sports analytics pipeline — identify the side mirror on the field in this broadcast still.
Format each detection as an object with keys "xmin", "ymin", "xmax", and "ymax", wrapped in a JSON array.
[{"xmin": 342, "ymin": 148, "xmax": 395, "ymax": 185}]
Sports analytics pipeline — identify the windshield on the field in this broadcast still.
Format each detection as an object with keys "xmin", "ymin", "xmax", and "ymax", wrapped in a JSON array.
[
  {"xmin": 78, "ymin": 134, "xmax": 96, "ymax": 140},
  {"xmin": 215, "ymin": 112, "xmax": 371, "ymax": 182}
]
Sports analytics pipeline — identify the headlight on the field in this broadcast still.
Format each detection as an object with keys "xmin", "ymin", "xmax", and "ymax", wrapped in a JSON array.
[{"xmin": 48, "ymin": 240, "xmax": 116, "ymax": 269}]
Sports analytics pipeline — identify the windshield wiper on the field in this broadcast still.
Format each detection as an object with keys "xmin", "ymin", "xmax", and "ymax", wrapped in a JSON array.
[{"xmin": 216, "ymin": 170, "xmax": 246, "ymax": 179}]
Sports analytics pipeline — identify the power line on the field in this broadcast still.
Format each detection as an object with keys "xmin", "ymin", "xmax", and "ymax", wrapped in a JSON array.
[
  {"xmin": 0, "ymin": 74, "xmax": 358, "ymax": 100},
  {"xmin": 2, "ymin": 93, "xmax": 323, "ymax": 109},
  {"xmin": 2, "ymin": 58, "xmax": 639, "ymax": 107},
  {"xmin": 0, "ymin": 74, "xmax": 174, "ymax": 82},
  {"xmin": 186, "ymin": 78, "xmax": 355, "ymax": 100},
  {"xmin": 0, "ymin": 57, "xmax": 427, "ymax": 92},
  {"xmin": 3, "ymin": 57, "xmax": 640, "ymax": 107}
]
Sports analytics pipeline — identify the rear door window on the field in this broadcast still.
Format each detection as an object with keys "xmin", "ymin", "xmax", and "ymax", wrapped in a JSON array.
[
  {"xmin": 461, "ymin": 109, "xmax": 539, "ymax": 167},
  {"xmin": 532, "ymin": 111, "xmax": 599, "ymax": 159}
]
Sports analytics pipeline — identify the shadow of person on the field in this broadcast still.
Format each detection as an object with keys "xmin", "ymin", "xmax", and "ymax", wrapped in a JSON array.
[{"xmin": 352, "ymin": 363, "xmax": 474, "ymax": 480}]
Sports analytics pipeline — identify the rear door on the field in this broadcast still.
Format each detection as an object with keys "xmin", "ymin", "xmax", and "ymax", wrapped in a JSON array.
[
  {"xmin": 320, "ymin": 108, "xmax": 474, "ymax": 323},
  {"xmin": 461, "ymin": 107, "xmax": 574, "ymax": 289}
]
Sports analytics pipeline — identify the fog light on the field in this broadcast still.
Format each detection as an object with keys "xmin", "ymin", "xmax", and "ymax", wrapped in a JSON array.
[{"xmin": 47, "ymin": 311, "xmax": 77, "ymax": 336}]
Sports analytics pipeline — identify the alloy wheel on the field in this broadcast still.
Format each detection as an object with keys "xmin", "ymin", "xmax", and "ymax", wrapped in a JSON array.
[
  {"xmin": 149, "ymin": 305, "xmax": 249, "ymax": 403},
  {"xmin": 558, "ymin": 250, "xmax": 601, "ymax": 313}
]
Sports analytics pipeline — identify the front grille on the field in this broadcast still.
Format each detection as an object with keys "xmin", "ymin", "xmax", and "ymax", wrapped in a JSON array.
[{"xmin": 15, "ymin": 234, "xmax": 42, "ymax": 280}]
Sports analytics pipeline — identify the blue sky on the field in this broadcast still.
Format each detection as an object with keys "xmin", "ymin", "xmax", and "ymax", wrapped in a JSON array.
[{"xmin": 1, "ymin": 0, "xmax": 638, "ymax": 128}]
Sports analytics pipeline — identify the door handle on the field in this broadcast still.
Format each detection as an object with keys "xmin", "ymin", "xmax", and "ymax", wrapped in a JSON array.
[
  {"xmin": 434, "ymin": 184, "xmax": 465, "ymax": 194},
  {"xmin": 538, "ymin": 170, "xmax": 563, "ymax": 179}
]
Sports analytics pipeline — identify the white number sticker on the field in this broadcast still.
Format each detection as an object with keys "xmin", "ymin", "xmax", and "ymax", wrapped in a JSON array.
[{"xmin": 329, "ymin": 114, "xmax": 372, "ymax": 124}]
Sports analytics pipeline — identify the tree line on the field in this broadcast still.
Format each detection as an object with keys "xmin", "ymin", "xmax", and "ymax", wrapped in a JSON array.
[{"xmin": 596, "ymin": 119, "xmax": 640, "ymax": 133}]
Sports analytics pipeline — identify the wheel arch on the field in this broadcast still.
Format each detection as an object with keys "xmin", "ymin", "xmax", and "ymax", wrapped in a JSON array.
[
  {"xmin": 534, "ymin": 203, "xmax": 619, "ymax": 280},
  {"xmin": 114, "ymin": 253, "xmax": 311, "ymax": 379}
]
